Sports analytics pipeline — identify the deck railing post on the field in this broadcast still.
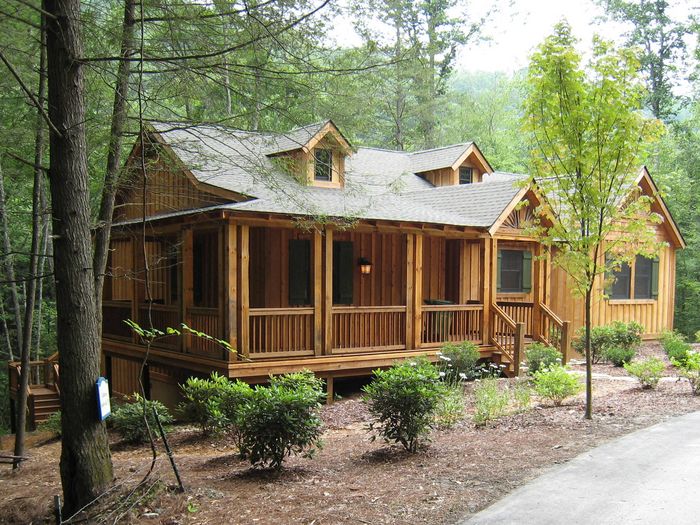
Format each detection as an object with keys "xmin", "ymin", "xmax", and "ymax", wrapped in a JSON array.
[
  {"xmin": 561, "ymin": 320, "xmax": 572, "ymax": 365},
  {"xmin": 514, "ymin": 322, "xmax": 525, "ymax": 376},
  {"xmin": 239, "ymin": 225, "xmax": 250, "ymax": 359},
  {"xmin": 412, "ymin": 234, "xmax": 423, "ymax": 349},
  {"xmin": 405, "ymin": 234, "xmax": 414, "ymax": 350}
]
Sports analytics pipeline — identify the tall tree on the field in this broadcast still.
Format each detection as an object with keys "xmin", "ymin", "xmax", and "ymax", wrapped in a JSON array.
[
  {"xmin": 597, "ymin": 0, "xmax": 689, "ymax": 121},
  {"xmin": 45, "ymin": 0, "xmax": 113, "ymax": 513},
  {"xmin": 523, "ymin": 22, "xmax": 662, "ymax": 419}
]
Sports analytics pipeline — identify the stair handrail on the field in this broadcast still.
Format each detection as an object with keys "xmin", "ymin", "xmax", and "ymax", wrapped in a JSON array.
[{"xmin": 490, "ymin": 304, "xmax": 518, "ymax": 365}]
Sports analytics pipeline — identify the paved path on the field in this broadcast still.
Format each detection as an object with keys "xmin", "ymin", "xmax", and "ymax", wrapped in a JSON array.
[{"xmin": 462, "ymin": 411, "xmax": 700, "ymax": 525}]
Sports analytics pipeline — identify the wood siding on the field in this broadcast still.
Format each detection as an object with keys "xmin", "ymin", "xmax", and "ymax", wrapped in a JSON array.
[{"xmin": 110, "ymin": 356, "xmax": 142, "ymax": 397}]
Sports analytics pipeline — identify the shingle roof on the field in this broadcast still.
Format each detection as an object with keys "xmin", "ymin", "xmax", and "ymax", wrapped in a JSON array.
[
  {"xmin": 409, "ymin": 143, "xmax": 472, "ymax": 173},
  {"xmin": 262, "ymin": 121, "xmax": 329, "ymax": 155},
  {"xmin": 142, "ymin": 122, "xmax": 524, "ymax": 230}
]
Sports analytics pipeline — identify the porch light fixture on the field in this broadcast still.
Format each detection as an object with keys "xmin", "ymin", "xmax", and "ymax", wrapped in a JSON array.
[{"xmin": 358, "ymin": 257, "xmax": 372, "ymax": 275}]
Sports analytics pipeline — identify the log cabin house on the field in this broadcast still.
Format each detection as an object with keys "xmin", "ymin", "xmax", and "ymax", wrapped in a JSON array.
[{"xmin": 93, "ymin": 120, "xmax": 684, "ymax": 405}]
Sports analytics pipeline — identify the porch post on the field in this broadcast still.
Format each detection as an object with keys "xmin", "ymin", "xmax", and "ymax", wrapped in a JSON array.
[
  {"xmin": 181, "ymin": 227, "xmax": 193, "ymax": 353},
  {"xmin": 324, "ymin": 228, "xmax": 333, "ymax": 354},
  {"xmin": 514, "ymin": 322, "xmax": 525, "ymax": 376},
  {"xmin": 239, "ymin": 225, "xmax": 250, "ymax": 358},
  {"xmin": 313, "ymin": 229, "xmax": 323, "ymax": 356},
  {"xmin": 481, "ymin": 237, "xmax": 493, "ymax": 345},
  {"xmin": 223, "ymin": 219, "xmax": 238, "ymax": 361},
  {"xmin": 412, "ymin": 233, "xmax": 423, "ymax": 349},
  {"xmin": 130, "ymin": 235, "xmax": 140, "ymax": 345},
  {"xmin": 532, "ymin": 242, "xmax": 542, "ymax": 342},
  {"xmin": 405, "ymin": 234, "xmax": 414, "ymax": 350}
]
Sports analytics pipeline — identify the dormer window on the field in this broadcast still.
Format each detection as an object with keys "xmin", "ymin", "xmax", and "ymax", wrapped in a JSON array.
[
  {"xmin": 314, "ymin": 149, "xmax": 333, "ymax": 182},
  {"xmin": 459, "ymin": 167, "xmax": 473, "ymax": 184}
]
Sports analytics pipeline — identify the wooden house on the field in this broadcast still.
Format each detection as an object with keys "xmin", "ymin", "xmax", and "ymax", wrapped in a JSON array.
[{"xmin": 95, "ymin": 120, "xmax": 684, "ymax": 404}]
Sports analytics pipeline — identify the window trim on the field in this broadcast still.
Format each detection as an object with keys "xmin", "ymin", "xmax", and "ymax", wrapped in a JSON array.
[
  {"xmin": 459, "ymin": 167, "xmax": 473, "ymax": 185},
  {"xmin": 313, "ymin": 148, "xmax": 333, "ymax": 182},
  {"xmin": 605, "ymin": 255, "xmax": 659, "ymax": 302}
]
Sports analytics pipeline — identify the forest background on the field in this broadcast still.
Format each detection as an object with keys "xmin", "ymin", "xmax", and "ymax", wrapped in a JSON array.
[{"xmin": 0, "ymin": 0, "xmax": 698, "ymax": 434}]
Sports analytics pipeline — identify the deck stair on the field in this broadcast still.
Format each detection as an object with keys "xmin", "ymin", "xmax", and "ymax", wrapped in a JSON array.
[{"xmin": 7, "ymin": 354, "xmax": 61, "ymax": 430}]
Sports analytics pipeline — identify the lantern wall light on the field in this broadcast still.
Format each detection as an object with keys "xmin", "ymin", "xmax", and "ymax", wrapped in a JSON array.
[{"xmin": 358, "ymin": 257, "xmax": 372, "ymax": 275}]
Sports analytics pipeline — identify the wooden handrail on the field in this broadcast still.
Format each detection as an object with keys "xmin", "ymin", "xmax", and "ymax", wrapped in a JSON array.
[
  {"xmin": 540, "ymin": 303, "xmax": 563, "ymax": 326},
  {"xmin": 331, "ymin": 305, "xmax": 407, "ymax": 314},
  {"xmin": 422, "ymin": 304, "xmax": 484, "ymax": 312},
  {"xmin": 492, "ymin": 304, "xmax": 517, "ymax": 330},
  {"xmin": 249, "ymin": 307, "xmax": 314, "ymax": 316}
]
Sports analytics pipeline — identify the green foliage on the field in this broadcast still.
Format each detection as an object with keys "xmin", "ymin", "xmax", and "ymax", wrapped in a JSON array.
[
  {"xmin": 434, "ymin": 385, "xmax": 465, "ymax": 429},
  {"xmin": 532, "ymin": 365, "xmax": 582, "ymax": 406},
  {"xmin": 111, "ymin": 394, "xmax": 173, "ymax": 444},
  {"xmin": 512, "ymin": 380, "xmax": 532, "ymax": 413},
  {"xmin": 472, "ymin": 378, "xmax": 510, "ymax": 426},
  {"xmin": 524, "ymin": 343, "xmax": 562, "ymax": 374},
  {"xmin": 437, "ymin": 341, "xmax": 481, "ymax": 383},
  {"xmin": 572, "ymin": 322, "xmax": 643, "ymax": 364},
  {"xmin": 38, "ymin": 410, "xmax": 62, "ymax": 437},
  {"xmin": 672, "ymin": 351, "xmax": 700, "ymax": 395},
  {"xmin": 179, "ymin": 373, "xmax": 232, "ymax": 434},
  {"xmin": 236, "ymin": 371, "xmax": 324, "ymax": 470},
  {"xmin": 624, "ymin": 358, "xmax": 666, "ymax": 389},
  {"xmin": 0, "ymin": 363, "xmax": 9, "ymax": 435},
  {"xmin": 660, "ymin": 330, "xmax": 691, "ymax": 365},
  {"xmin": 603, "ymin": 346, "xmax": 636, "ymax": 367},
  {"xmin": 363, "ymin": 359, "xmax": 447, "ymax": 452}
]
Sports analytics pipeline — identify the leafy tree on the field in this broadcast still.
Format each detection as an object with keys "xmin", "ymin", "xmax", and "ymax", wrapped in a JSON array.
[{"xmin": 523, "ymin": 22, "xmax": 663, "ymax": 419}]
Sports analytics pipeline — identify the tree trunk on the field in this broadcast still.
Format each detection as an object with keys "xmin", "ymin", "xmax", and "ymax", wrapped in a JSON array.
[
  {"xmin": 0, "ymin": 161, "xmax": 21, "ymax": 361},
  {"xmin": 45, "ymin": 0, "xmax": 113, "ymax": 514},
  {"xmin": 584, "ymin": 287, "xmax": 593, "ymax": 420},
  {"xmin": 93, "ymin": 0, "xmax": 136, "ymax": 313},
  {"xmin": 13, "ymin": 11, "xmax": 48, "ymax": 468}
]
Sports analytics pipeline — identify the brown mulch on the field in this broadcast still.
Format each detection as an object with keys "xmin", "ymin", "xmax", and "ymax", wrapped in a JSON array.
[{"xmin": 2, "ymin": 344, "xmax": 700, "ymax": 525}]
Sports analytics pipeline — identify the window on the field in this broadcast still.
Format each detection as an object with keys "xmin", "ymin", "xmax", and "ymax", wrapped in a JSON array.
[
  {"xmin": 497, "ymin": 249, "xmax": 532, "ymax": 293},
  {"xmin": 314, "ymin": 149, "xmax": 332, "ymax": 181},
  {"xmin": 459, "ymin": 167, "xmax": 473, "ymax": 184},
  {"xmin": 610, "ymin": 262, "xmax": 631, "ymax": 300},
  {"xmin": 634, "ymin": 256, "xmax": 653, "ymax": 299},
  {"xmin": 193, "ymin": 231, "xmax": 219, "ymax": 307},
  {"xmin": 288, "ymin": 240, "xmax": 311, "ymax": 306},
  {"xmin": 332, "ymin": 241, "xmax": 354, "ymax": 305}
]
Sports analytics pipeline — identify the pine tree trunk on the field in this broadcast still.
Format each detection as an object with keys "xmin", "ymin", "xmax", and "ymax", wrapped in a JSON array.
[{"xmin": 45, "ymin": 0, "xmax": 113, "ymax": 513}]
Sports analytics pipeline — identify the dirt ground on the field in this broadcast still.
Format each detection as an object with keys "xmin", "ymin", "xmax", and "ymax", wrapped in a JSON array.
[{"xmin": 2, "ymin": 343, "xmax": 700, "ymax": 525}]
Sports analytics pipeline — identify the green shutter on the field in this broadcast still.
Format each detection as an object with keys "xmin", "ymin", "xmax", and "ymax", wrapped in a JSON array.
[
  {"xmin": 521, "ymin": 250, "xmax": 532, "ymax": 293},
  {"xmin": 603, "ymin": 254, "xmax": 613, "ymax": 298},
  {"xmin": 651, "ymin": 258, "xmax": 660, "ymax": 299},
  {"xmin": 497, "ymin": 249, "xmax": 502, "ymax": 293},
  {"xmin": 333, "ymin": 241, "xmax": 354, "ymax": 305},
  {"xmin": 288, "ymin": 240, "xmax": 311, "ymax": 305}
]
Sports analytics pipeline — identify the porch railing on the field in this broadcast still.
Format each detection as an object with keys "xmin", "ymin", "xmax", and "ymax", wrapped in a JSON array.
[
  {"xmin": 8, "ymin": 353, "xmax": 60, "ymax": 394},
  {"xmin": 102, "ymin": 300, "xmax": 133, "ymax": 340},
  {"xmin": 332, "ymin": 306, "xmax": 406, "ymax": 354},
  {"xmin": 138, "ymin": 304, "xmax": 180, "ymax": 349},
  {"xmin": 490, "ymin": 304, "xmax": 525, "ymax": 370},
  {"xmin": 421, "ymin": 304, "xmax": 483, "ymax": 346},
  {"xmin": 497, "ymin": 301, "xmax": 533, "ymax": 337},
  {"xmin": 187, "ymin": 306, "xmax": 224, "ymax": 358},
  {"xmin": 539, "ymin": 303, "xmax": 571, "ymax": 363},
  {"xmin": 249, "ymin": 307, "xmax": 315, "ymax": 358}
]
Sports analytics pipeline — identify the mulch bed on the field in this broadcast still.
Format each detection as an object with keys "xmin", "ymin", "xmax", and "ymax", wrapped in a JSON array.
[{"xmin": 2, "ymin": 344, "xmax": 699, "ymax": 525}]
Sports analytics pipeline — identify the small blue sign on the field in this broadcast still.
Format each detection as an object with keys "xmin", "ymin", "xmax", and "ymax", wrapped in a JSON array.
[{"xmin": 96, "ymin": 377, "xmax": 111, "ymax": 421}]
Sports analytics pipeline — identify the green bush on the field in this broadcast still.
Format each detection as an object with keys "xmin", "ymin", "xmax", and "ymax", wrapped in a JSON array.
[
  {"xmin": 434, "ymin": 385, "xmax": 465, "ymax": 429},
  {"xmin": 111, "ymin": 394, "xmax": 173, "ymax": 444},
  {"xmin": 472, "ymin": 378, "xmax": 510, "ymax": 426},
  {"xmin": 532, "ymin": 365, "xmax": 582, "ymax": 406},
  {"xmin": 572, "ymin": 321, "xmax": 643, "ymax": 364},
  {"xmin": 179, "ymin": 372, "xmax": 233, "ymax": 434},
  {"xmin": 363, "ymin": 359, "xmax": 447, "ymax": 452},
  {"xmin": 236, "ymin": 371, "xmax": 324, "ymax": 469},
  {"xmin": 38, "ymin": 410, "xmax": 62, "ymax": 437},
  {"xmin": 524, "ymin": 343, "xmax": 562, "ymax": 374},
  {"xmin": 660, "ymin": 331, "xmax": 691, "ymax": 365},
  {"xmin": 672, "ymin": 351, "xmax": 700, "ymax": 395},
  {"xmin": 603, "ymin": 346, "xmax": 636, "ymax": 367},
  {"xmin": 624, "ymin": 358, "xmax": 665, "ymax": 389},
  {"xmin": 437, "ymin": 341, "xmax": 481, "ymax": 382},
  {"xmin": 512, "ymin": 380, "xmax": 532, "ymax": 413}
]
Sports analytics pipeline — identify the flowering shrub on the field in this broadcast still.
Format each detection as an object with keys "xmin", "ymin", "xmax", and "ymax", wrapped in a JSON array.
[
  {"xmin": 472, "ymin": 378, "xmax": 510, "ymax": 426},
  {"xmin": 672, "ymin": 351, "xmax": 700, "ymax": 395},
  {"xmin": 624, "ymin": 358, "xmax": 665, "ymax": 389},
  {"xmin": 532, "ymin": 365, "xmax": 582, "ymax": 406},
  {"xmin": 434, "ymin": 384, "xmax": 465, "ymax": 429},
  {"xmin": 363, "ymin": 359, "xmax": 447, "ymax": 452},
  {"xmin": 524, "ymin": 343, "xmax": 562, "ymax": 374},
  {"xmin": 437, "ymin": 341, "xmax": 481, "ymax": 383}
]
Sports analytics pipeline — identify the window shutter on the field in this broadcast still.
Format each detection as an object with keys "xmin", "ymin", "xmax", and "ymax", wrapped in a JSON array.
[
  {"xmin": 603, "ymin": 254, "xmax": 613, "ymax": 298},
  {"xmin": 333, "ymin": 241, "xmax": 354, "ymax": 305},
  {"xmin": 522, "ymin": 250, "xmax": 532, "ymax": 293},
  {"xmin": 651, "ymin": 258, "xmax": 660, "ymax": 299},
  {"xmin": 288, "ymin": 240, "xmax": 311, "ymax": 306},
  {"xmin": 496, "ymin": 249, "xmax": 502, "ymax": 293}
]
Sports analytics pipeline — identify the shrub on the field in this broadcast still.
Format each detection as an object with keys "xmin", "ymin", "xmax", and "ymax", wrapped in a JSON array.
[
  {"xmin": 532, "ymin": 365, "xmax": 582, "ymax": 406},
  {"xmin": 603, "ymin": 346, "xmax": 636, "ymax": 367},
  {"xmin": 236, "ymin": 371, "xmax": 324, "ymax": 469},
  {"xmin": 512, "ymin": 380, "xmax": 532, "ymax": 413},
  {"xmin": 219, "ymin": 380, "xmax": 254, "ymax": 435},
  {"xmin": 111, "ymin": 394, "xmax": 173, "ymax": 444},
  {"xmin": 572, "ymin": 325, "xmax": 613, "ymax": 363},
  {"xmin": 624, "ymin": 358, "xmax": 665, "ymax": 389},
  {"xmin": 38, "ymin": 410, "xmax": 61, "ymax": 437},
  {"xmin": 434, "ymin": 385, "xmax": 465, "ymax": 429},
  {"xmin": 572, "ymin": 321, "xmax": 643, "ymax": 363},
  {"xmin": 524, "ymin": 343, "xmax": 562, "ymax": 374},
  {"xmin": 363, "ymin": 359, "xmax": 447, "ymax": 452},
  {"xmin": 672, "ymin": 351, "xmax": 700, "ymax": 395},
  {"xmin": 437, "ymin": 341, "xmax": 481, "ymax": 382},
  {"xmin": 179, "ymin": 372, "xmax": 232, "ymax": 433},
  {"xmin": 660, "ymin": 331, "xmax": 691, "ymax": 365},
  {"xmin": 472, "ymin": 378, "xmax": 510, "ymax": 426}
]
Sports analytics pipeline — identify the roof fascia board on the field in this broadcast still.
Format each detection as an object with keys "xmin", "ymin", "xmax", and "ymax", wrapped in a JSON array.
[
  {"xmin": 636, "ymin": 166, "xmax": 685, "ymax": 249},
  {"xmin": 451, "ymin": 142, "xmax": 494, "ymax": 173},
  {"xmin": 487, "ymin": 184, "xmax": 531, "ymax": 236}
]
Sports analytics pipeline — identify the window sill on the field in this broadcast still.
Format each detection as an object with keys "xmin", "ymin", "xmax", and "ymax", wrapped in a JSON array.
[
  {"xmin": 607, "ymin": 299, "xmax": 657, "ymax": 305},
  {"xmin": 497, "ymin": 292, "xmax": 531, "ymax": 298}
]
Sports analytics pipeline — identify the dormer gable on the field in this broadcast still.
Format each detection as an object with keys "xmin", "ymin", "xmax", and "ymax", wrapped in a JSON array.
[
  {"xmin": 265, "ymin": 120, "xmax": 353, "ymax": 188},
  {"xmin": 411, "ymin": 142, "xmax": 494, "ymax": 187}
]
